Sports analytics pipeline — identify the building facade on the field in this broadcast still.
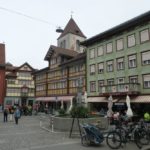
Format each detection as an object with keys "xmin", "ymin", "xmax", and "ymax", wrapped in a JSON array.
[
  {"xmin": 34, "ymin": 18, "xmax": 86, "ymax": 112},
  {"xmin": 4, "ymin": 62, "xmax": 35, "ymax": 108},
  {"xmin": 0, "ymin": 43, "xmax": 6, "ymax": 105},
  {"xmin": 81, "ymin": 11, "xmax": 150, "ymax": 114}
]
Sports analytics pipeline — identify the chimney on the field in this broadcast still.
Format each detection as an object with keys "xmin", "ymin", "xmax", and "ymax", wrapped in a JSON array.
[{"xmin": 0, "ymin": 43, "xmax": 5, "ymax": 64}]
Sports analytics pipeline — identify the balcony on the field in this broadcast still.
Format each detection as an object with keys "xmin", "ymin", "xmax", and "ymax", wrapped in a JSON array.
[
  {"xmin": 21, "ymin": 92, "xmax": 28, "ymax": 97},
  {"xmin": 99, "ymin": 83, "xmax": 140, "ymax": 96}
]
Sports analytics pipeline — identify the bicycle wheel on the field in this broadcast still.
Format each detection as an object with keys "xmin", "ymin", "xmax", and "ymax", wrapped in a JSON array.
[
  {"xmin": 106, "ymin": 131, "xmax": 122, "ymax": 149},
  {"xmin": 135, "ymin": 129, "xmax": 150, "ymax": 149},
  {"xmin": 81, "ymin": 134, "xmax": 91, "ymax": 146}
]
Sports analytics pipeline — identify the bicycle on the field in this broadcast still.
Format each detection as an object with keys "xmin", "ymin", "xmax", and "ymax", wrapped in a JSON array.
[{"xmin": 80, "ymin": 123, "xmax": 122, "ymax": 149}]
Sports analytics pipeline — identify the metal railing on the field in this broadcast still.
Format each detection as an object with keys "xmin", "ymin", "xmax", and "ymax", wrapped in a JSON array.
[{"xmin": 99, "ymin": 83, "xmax": 140, "ymax": 95}]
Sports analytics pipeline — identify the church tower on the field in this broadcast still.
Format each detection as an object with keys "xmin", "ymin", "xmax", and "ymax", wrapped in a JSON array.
[{"xmin": 57, "ymin": 18, "xmax": 86, "ymax": 53}]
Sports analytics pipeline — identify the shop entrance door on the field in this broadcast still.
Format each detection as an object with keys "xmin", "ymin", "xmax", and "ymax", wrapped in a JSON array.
[{"xmin": 21, "ymin": 98, "xmax": 27, "ymax": 106}]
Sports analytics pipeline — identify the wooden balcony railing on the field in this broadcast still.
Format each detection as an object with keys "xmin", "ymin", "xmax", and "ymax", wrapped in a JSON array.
[{"xmin": 99, "ymin": 83, "xmax": 140, "ymax": 96}]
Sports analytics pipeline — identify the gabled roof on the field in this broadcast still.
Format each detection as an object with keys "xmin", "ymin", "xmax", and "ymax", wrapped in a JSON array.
[
  {"xmin": 5, "ymin": 63, "xmax": 17, "ymax": 71},
  {"xmin": 32, "ymin": 67, "xmax": 49, "ymax": 74},
  {"xmin": 81, "ymin": 11, "xmax": 150, "ymax": 46},
  {"xmin": 16, "ymin": 62, "xmax": 35, "ymax": 71},
  {"xmin": 44, "ymin": 45, "xmax": 79, "ymax": 61},
  {"xmin": 57, "ymin": 18, "xmax": 86, "ymax": 40},
  {"xmin": 59, "ymin": 52, "xmax": 86, "ymax": 66}
]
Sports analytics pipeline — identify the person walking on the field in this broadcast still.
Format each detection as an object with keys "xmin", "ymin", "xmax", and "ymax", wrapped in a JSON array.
[
  {"xmin": 14, "ymin": 107, "xmax": 21, "ymax": 124},
  {"xmin": 9, "ymin": 106, "xmax": 14, "ymax": 121},
  {"xmin": 144, "ymin": 111, "xmax": 150, "ymax": 123},
  {"xmin": 3, "ymin": 107, "xmax": 8, "ymax": 122}
]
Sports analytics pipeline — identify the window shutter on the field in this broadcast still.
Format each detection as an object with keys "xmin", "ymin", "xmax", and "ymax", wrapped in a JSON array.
[
  {"xmin": 98, "ymin": 46, "xmax": 104, "ymax": 56},
  {"xmin": 117, "ymin": 39, "xmax": 123, "ymax": 50},
  {"xmin": 128, "ymin": 34, "xmax": 135, "ymax": 47},
  {"xmin": 140, "ymin": 29, "xmax": 149, "ymax": 42},
  {"xmin": 144, "ymin": 75, "xmax": 150, "ymax": 81},
  {"xmin": 129, "ymin": 55, "xmax": 136, "ymax": 60},
  {"xmin": 106, "ymin": 43, "xmax": 113, "ymax": 53},
  {"xmin": 142, "ymin": 51, "xmax": 150, "ymax": 61}
]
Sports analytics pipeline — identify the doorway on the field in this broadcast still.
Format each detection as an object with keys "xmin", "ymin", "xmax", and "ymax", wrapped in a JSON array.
[{"xmin": 21, "ymin": 98, "xmax": 27, "ymax": 106}]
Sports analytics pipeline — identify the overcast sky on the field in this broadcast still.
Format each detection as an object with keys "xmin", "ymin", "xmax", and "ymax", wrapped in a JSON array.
[{"xmin": 0, "ymin": 0, "xmax": 150, "ymax": 69}]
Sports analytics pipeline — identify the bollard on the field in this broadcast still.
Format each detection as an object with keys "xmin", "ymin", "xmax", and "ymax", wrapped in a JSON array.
[
  {"xmin": 51, "ymin": 117, "xmax": 54, "ymax": 132},
  {"xmin": 40, "ymin": 120, "xmax": 42, "ymax": 127}
]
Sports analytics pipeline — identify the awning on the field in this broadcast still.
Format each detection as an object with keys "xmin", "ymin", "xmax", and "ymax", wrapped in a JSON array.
[
  {"xmin": 132, "ymin": 96, "xmax": 150, "ymax": 103},
  {"xmin": 87, "ymin": 97, "xmax": 118, "ymax": 103},
  {"xmin": 119, "ymin": 96, "xmax": 150, "ymax": 103},
  {"xmin": 88, "ymin": 97, "xmax": 108, "ymax": 102},
  {"xmin": 57, "ymin": 96, "xmax": 74, "ymax": 101},
  {"xmin": 35, "ymin": 96, "xmax": 73, "ymax": 102},
  {"xmin": 36, "ymin": 97, "xmax": 57, "ymax": 102}
]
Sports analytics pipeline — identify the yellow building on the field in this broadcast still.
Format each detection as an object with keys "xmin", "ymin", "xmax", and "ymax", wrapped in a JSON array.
[
  {"xmin": 4, "ymin": 62, "xmax": 35, "ymax": 107},
  {"xmin": 34, "ymin": 18, "xmax": 86, "ymax": 112}
]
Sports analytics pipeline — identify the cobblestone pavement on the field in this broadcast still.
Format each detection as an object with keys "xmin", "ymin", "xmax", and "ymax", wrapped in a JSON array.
[{"xmin": 0, "ymin": 113, "xmax": 146, "ymax": 150}]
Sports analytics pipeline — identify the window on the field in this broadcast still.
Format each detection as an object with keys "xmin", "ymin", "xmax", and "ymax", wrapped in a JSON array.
[
  {"xmin": 18, "ymin": 72, "xmax": 31, "ymax": 78},
  {"xmin": 61, "ymin": 69, "xmax": 66, "ymax": 76},
  {"xmin": 106, "ymin": 42, "xmax": 113, "ymax": 53},
  {"xmin": 97, "ymin": 46, "xmax": 104, "ymax": 56},
  {"xmin": 127, "ymin": 34, "xmax": 136, "ymax": 47},
  {"xmin": 60, "ymin": 40, "xmax": 66, "ymax": 48},
  {"xmin": 36, "ymin": 85, "xmax": 45, "ymax": 91},
  {"xmin": 107, "ymin": 79, "xmax": 114, "ymax": 85},
  {"xmin": 98, "ymin": 80, "xmax": 104, "ymax": 92},
  {"xmin": 7, "ymin": 79, "xmax": 15, "ymax": 84},
  {"xmin": 142, "ymin": 51, "xmax": 150, "ymax": 65},
  {"xmin": 117, "ymin": 77, "xmax": 125, "ymax": 92},
  {"xmin": 50, "ymin": 58, "xmax": 57, "ymax": 65},
  {"xmin": 129, "ymin": 76, "xmax": 138, "ymax": 83},
  {"xmin": 143, "ymin": 74, "xmax": 150, "ymax": 88},
  {"xmin": 117, "ymin": 58, "xmax": 124, "ymax": 70},
  {"xmin": 128, "ymin": 55, "xmax": 136, "ymax": 68},
  {"xmin": 76, "ymin": 40, "xmax": 80, "ymax": 51},
  {"xmin": 98, "ymin": 80, "xmax": 104, "ymax": 86},
  {"xmin": 140, "ymin": 29, "xmax": 150, "ymax": 43},
  {"xmin": 107, "ymin": 60, "xmax": 113, "ymax": 72},
  {"xmin": 116, "ymin": 38, "xmax": 123, "ymax": 51},
  {"xmin": 117, "ymin": 78, "xmax": 124, "ymax": 84},
  {"xmin": 90, "ymin": 64, "xmax": 95, "ymax": 75},
  {"xmin": 89, "ymin": 48, "xmax": 95, "ymax": 59},
  {"xmin": 90, "ymin": 81, "xmax": 96, "ymax": 92},
  {"xmin": 98, "ymin": 63, "xmax": 104, "ymax": 73}
]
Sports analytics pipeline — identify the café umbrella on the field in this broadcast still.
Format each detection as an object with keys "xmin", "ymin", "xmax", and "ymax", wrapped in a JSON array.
[
  {"xmin": 107, "ymin": 95, "xmax": 113, "ymax": 118},
  {"xmin": 126, "ymin": 95, "xmax": 133, "ymax": 117}
]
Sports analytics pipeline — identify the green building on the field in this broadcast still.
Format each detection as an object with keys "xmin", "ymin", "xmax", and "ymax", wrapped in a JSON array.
[{"xmin": 81, "ymin": 11, "xmax": 150, "ymax": 114}]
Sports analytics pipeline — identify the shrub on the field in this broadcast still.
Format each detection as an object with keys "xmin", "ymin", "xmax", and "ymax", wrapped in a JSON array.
[
  {"xmin": 58, "ymin": 109, "xmax": 66, "ymax": 116},
  {"xmin": 70, "ymin": 106, "xmax": 89, "ymax": 118}
]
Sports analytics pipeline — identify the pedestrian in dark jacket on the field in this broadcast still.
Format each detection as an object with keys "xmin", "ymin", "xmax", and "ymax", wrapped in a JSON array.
[
  {"xmin": 14, "ymin": 107, "xmax": 21, "ymax": 124},
  {"xmin": 3, "ymin": 108, "xmax": 8, "ymax": 122}
]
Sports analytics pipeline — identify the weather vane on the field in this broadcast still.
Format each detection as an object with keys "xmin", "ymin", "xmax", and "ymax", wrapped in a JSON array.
[{"xmin": 71, "ymin": 11, "xmax": 74, "ymax": 18}]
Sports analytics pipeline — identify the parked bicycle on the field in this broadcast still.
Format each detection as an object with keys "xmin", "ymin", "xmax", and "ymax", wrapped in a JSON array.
[
  {"xmin": 80, "ymin": 121, "xmax": 150, "ymax": 149},
  {"xmin": 107, "ymin": 119, "xmax": 150, "ymax": 149}
]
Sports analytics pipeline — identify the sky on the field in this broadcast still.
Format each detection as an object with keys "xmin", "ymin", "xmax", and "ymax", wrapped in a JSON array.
[{"xmin": 0, "ymin": 0, "xmax": 150, "ymax": 69}]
